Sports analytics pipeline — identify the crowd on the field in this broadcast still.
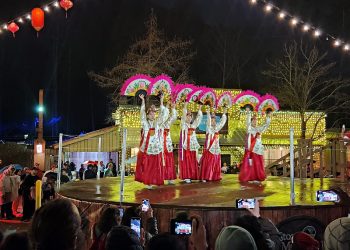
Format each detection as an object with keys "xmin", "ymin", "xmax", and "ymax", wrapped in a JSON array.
[
  {"xmin": 0, "ymin": 198, "xmax": 349, "ymax": 250},
  {"xmin": 0, "ymin": 158, "xmax": 118, "ymax": 222}
]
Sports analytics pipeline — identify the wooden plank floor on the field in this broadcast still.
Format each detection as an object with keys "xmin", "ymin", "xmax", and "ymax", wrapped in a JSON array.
[{"xmin": 58, "ymin": 175, "xmax": 350, "ymax": 208}]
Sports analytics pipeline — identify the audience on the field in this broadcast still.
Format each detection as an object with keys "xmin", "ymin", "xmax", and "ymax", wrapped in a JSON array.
[
  {"xmin": 105, "ymin": 225, "xmax": 143, "ymax": 250},
  {"xmin": 323, "ymin": 217, "xmax": 350, "ymax": 250},
  {"xmin": 0, "ymin": 232, "xmax": 31, "ymax": 250},
  {"xmin": 291, "ymin": 232, "xmax": 319, "ymax": 250},
  {"xmin": 147, "ymin": 232, "xmax": 186, "ymax": 250},
  {"xmin": 30, "ymin": 199, "xmax": 84, "ymax": 250},
  {"xmin": 215, "ymin": 225, "xmax": 257, "ymax": 250}
]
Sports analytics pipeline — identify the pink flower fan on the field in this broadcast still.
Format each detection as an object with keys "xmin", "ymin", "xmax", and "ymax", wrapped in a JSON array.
[
  {"xmin": 147, "ymin": 74, "xmax": 174, "ymax": 96},
  {"xmin": 198, "ymin": 88, "xmax": 217, "ymax": 107},
  {"xmin": 173, "ymin": 84, "xmax": 194, "ymax": 103},
  {"xmin": 186, "ymin": 86, "xmax": 206, "ymax": 103},
  {"xmin": 216, "ymin": 91, "xmax": 234, "ymax": 108},
  {"xmin": 257, "ymin": 94, "xmax": 280, "ymax": 114},
  {"xmin": 232, "ymin": 90, "xmax": 261, "ymax": 110},
  {"xmin": 120, "ymin": 74, "xmax": 153, "ymax": 96}
]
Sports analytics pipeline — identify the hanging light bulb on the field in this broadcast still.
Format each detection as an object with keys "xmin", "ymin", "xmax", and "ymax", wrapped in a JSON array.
[
  {"xmin": 18, "ymin": 18, "xmax": 23, "ymax": 23},
  {"xmin": 314, "ymin": 29, "xmax": 321, "ymax": 37},
  {"xmin": 44, "ymin": 6, "xmax": 50, "ymax": 12},
  {"xmin": 278, "ymin": 12, "xmax": 286, "ymax": 19},
  {"xmin": 249, "ymin": 0, "xmax": 257, "ymax": 4},
  {"xmin": 334, "ymin": 40, "xmax": 341, "ymax": 47},
  {"xmin": 344, "ymin": 44, "xmax": 350, "ymax": 51},
  {"xmin": 26, "ymin": 14, "xmax": 31, "ymax": 20},
  {"xmin": 2, "ymin": 24, "xmax": 7, "ymax": 30},
  {"xmin": 265, "ymin": 4, "xmax": 273, "ymax": 12},
  {"xmin": 290, "ymin": 18, "xmax": 298, "ymax": 26},
  {"xmin": 54, "ymin": 1, "xmax": 60, "ymax": 8},
  {"xmin": 302, "ymin": 24, "xmax": 310, "ymax": 32}
]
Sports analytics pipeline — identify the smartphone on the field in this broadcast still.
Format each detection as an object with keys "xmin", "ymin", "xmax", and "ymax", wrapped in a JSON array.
[
  {"xmin": 316, "ymin": 190, "xmax": 339, "ymax": 202},
  {"xmin": 170, "ymin": 219, "xmax": 192, "ymax": 235},
  {"xmin": 142, "ymin": 199, "xmax": 150, "ymax": 212},
  {"xmin": 118, "ymin": 207, "xmax": 124, "ymax": 218},
  {"xmin": 130, "ymin": 217, "xmax": 141, "ymax": 238},
  {"xmin": 236, "ymin": 198, "xmax": 256, "ymax": 208}
]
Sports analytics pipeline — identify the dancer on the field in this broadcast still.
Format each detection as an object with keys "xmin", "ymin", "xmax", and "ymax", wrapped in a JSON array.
[
  {"xmin": 135, "ymin": 94, "xmax": 166, "ymax": 189},
  {"xmin": 160, "ymin": 102, "xmax": 177, "ymax": 185},
  {"xmin": 239, "ymin": 108, "xmax": 271, "ymax": 183},
  {"xmin": 200, "ymin": 107, "xmax": 227, "ymax": 182},
  {"xmin": 179, "ymin": 102, "xmax": 203, "ymax": 183}
]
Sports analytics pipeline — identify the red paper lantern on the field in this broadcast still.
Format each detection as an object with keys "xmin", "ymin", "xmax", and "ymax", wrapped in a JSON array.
[
  {"xmin": 31, "ymin": 8, "xmax": 45, "ymax": 33},
  {"xmin": 60, "ymin": 0, "xmax": 73, "ymax": 18},
  {"xmin": 7, "ymin": 22, "xmax": 19, "ymax": 38}
]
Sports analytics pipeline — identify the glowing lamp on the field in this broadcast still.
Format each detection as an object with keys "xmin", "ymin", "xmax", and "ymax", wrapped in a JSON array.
[
  {"xmin": 37, "ymin": 144, "xmax": 43, "ymax": 154},
  {"xmin": 37, "ymin": 105, "xmax": 44, "ymax": 113},
  {"xmin": 31, "ymin": 8, "xmax": 45, "ymax": 33}
]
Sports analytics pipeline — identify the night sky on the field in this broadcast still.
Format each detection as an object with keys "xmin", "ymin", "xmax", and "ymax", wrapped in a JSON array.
[{"xmin": 1, "ymin": 0, "xmax": 350, "ymax": 140}]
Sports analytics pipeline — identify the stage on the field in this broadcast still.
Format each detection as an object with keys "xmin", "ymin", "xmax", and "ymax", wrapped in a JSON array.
[{"xmin": 58, "ymin": 175, "xmax": 350, "ymax": 249}]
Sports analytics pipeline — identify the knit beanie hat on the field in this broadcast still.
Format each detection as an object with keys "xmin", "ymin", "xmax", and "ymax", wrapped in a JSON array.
[
  {"xmin": 292, "ymin": 232, "xmax": 319, "ymax": 250},
  {"xmin": 324, "ymin": 217, "xmax": 350, "ymax": 250},
  {"xmin": 215, "ymin": 225, "xmax": 257, "ymax": 250}
]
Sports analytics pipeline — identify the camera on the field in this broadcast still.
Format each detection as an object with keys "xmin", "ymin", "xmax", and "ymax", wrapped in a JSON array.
[
  {"xmin": 236, "ymin": 198, "xmax": 256, "ymax": 208},
  {"xmin": 316, "ymin": 190, "xmax": 339, "ymax": 202},
  {"xmin": 170, "ymin": 219, "xmax": 192, "ymax": 235},
  {"xmin": 142, "ymin": 199, "xmax": 150, "ymax": 212}
]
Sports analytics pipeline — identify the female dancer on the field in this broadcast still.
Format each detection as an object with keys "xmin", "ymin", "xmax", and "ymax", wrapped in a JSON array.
[
  {"xmin": 200, "ymin": 107, "xmax": 227, "ymax": 182},
  {"xmin": 239, "ymin": 108, "xmax": 271, "ymax": 183},
  {"xmin": 179, "ymin": 103, "xmax": 203, "ymax": 183},
  {"xmin": 135, "ymin": 94, "xmax": 166, "ymax": 189},
  {"xmin": 160, "ymin": 102, "xmax": 177, "ymax": 185}
]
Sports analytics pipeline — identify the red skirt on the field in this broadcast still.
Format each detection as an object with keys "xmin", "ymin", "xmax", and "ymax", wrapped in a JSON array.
[
  {"xmin": 164, "ymin": 151, "xmax": 176, "ymax": 180},
  {"xmin": 135, "ymin": 151, "xmax": 144, "ymax": 182},
  {"xmin": 239, "ymin": 150, "xmax": 266, "ymax": 182},
  {"xmin": 179, "ymin": 149, "xmax": 199, "ymax": 180},
  {"xmin": 143, "ymin": 153, "xmax": 164, "ymax": 185},
  {"xmin": 200, "ymin": 150, "xmax": 221, "ymax": 181}
]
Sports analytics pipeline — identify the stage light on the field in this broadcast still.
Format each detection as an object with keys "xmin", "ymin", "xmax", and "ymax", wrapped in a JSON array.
[
  {"xmin": 314, "ymin": 29, "xmax": 321, "ymax": 37},
  {"xmin": 334, "ymin": 40, "xmax": 341, "ymax": 47},
  {"xmin": 265, "ymin": 4, "xmax": 273, "ymax": 12},
  {"xmin": 302, "ymin": 24, "xmax": 310, "ymax": 32},
  {"xmin": 26, "ymin": 14, "xmax": 31, "ymax": 20},
  {"xmin": 278, "ymin": 12, "xmax": 286, "ymax": 19},
  {"xmin": 344, "ymin": 44, "xmax": 350, "ymax": 51},
  {"xmin": 290, "ymin": 18, "xmax": 298, "ymax": 26}
]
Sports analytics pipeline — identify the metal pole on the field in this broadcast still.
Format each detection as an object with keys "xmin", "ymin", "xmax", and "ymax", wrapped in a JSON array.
[
  {"xmin": 120, "ymin": 128, "xmax": 127, "ymax": 203},
  {"xmin": 57, "ymin": 133, "xmax": 63, "ymax": 191},
  {"xmin": 97, "ymin": 137, "xmax": 102, "ymax": 180},
  {"xmin": 290, "ymin": 128, "xmax": 295, "ymax": 205}
]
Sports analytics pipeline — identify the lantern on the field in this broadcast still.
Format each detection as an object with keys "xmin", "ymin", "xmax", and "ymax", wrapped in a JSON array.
[
  {"xmin": 7, "ymin": 22, "xmax": 19, "ymax": 38},
  {"xmin": 31, "ymin": 8, "xmax": 44, "ymax": 36},
  {"xmin": 60, "ymin": 0, "xmax": 73, "ymax": 18}
]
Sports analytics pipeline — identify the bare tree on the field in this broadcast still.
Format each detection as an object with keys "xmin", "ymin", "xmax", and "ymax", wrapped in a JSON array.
[
  {"xmin": 264, "ymin": 41, "xmax": 350, "ymax": 139},
  {"xmin": 88, "ymin": 11, "xmax": 195, "ymax": 108}
]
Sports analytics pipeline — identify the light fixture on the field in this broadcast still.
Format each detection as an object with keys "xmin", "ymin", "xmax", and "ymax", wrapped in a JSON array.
[
  {"xmin": 290, "ymin": 18, "xmax": 298, "ymax": 26},
  {"xmin": 265, "ymin": 4, "xmax": 273, "ymax": 12},
  {"xmin": 44, "ymin": 6, "xmax": 50, "ymax": 12},
  {"xmin": 278, "ymin": 12, "xmax": 286, "ymax": 19},
  {"xmin": 314, "ymin": 29, "xmax": 321, "ymax": 37},
  {"xmin": 334, "ymin": 40, "xmax": 341, "ymax": 47},
  {"xmin": 344, "ymin": 44, "xmax": 350, "ymax": 51},
  {"xmin": 36, "ymin": 144, "xmax": 43, "ymax": 154},
  {"xmin": 302, "ymin": 24, "xmax": 309, "ymax": 32},
  {"xmin": 18, "ymin": 18, "xmax": 23, "ymax": 23},
  {"xmin": 26, "ymin": 14, "xmax": 31, "ymax": 20},
  {"xmin": 54, "ymin": 1, "xmax": 60, "ymax": 8},
  {"xmin": 249, "ymin": 0, "xmax": 257, "ymax": 4}
]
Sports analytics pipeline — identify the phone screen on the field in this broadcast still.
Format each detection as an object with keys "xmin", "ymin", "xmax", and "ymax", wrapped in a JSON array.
[
  {"xmin": 130, "ymin": 217, "xmax": 141, "ymax": 238},
  {"xmin": 236, "ymin": 198, "xmax": 256, "ymax": 208},
  {"xmin": 316, "ymin": 190, "xmax": 339, "ymax": 202},
  {"xmin": 171, "ymin": 219, "xmax": 192, "ymax": 235},
  {"xmin": 142, "ymin": 199, "xmax": 150, "ymax": 212},
  {"xmin": 118, "ymin": 208, "xmax": 124, "ymax": 217}
]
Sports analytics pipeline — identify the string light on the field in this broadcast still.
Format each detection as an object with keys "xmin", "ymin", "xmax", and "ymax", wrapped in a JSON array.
[
  {"xmin": 2, "ymin": 24, "xmax": 7, "ymax": 30},
  {"xmin": 18, "ymin": 18, "xmax": 23, "ymax": 23},
  {"xmin": 344, "ymin": 44, "xmax": 350, "ymax": 51},
  {"xmin": 265, "ymin": 4, "xmax": 273, "ymax": 13},
  {"xmin": 250, "ymin": 0, "xmax": 257, "ymax": 4},
  {"xmin": 54, "ymin": 1, "xmax": 60, "ymax": 8},
  {"xmin": 334, "ymin": 40, "xmax": 341, "ymax": 47},
  {"xmin": 302, "ymin": 24, "xmax": 310, "ymax": 32},
  {"xmin": 44, "ymin": 6, "xmax": 50, "ymax": 12},
  {"xmin": 314, "ymin": 29, "xmax": 321, "ymax": 37},
  {"xmin": 278, "ymin": 12, "xmax": 286, "ymax": 19},
  {"xmin": 26, "ymin": 14, "xmax": 31, "ymax": 20},
  {"xmin": 290, "ymin": 18, "xmax": 298, "ymax": 26}
]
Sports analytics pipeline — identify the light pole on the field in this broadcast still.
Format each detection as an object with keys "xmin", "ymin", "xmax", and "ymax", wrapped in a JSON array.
[{"xmin": 34, "ymin": 89, "xmax": 46, "ymax": 170}]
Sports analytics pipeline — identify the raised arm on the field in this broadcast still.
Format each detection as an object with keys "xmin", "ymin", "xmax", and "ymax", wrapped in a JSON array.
[
  {"xmin": 257, "ymin": 114, "xmax": 271, "ymax": 133},
  {"xmin": 156, "ymin": 95, "xmax": 168, "ymax": 126},
  {"xmin": 206, "ymin": 107, "xmax": 211, "ymax": 132},
  {"xmin": 169, "ymin": 103, "xmax": 178, "ymax": 126},
  {"xmin": 216, "ymin": 109, "xmax": 227, "ymax": 132},
  {"xmin": 139, "ymin": 94, "xmax": 147, "ymax": 127},
  {"xmin": 192, "ymin": 105, "xmax": 203, "ymax": 128}
]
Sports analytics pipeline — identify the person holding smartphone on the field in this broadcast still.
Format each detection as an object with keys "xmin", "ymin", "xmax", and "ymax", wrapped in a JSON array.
[
  {"xmin": 160, "ymin": 101, "xmax": 178, "ymax": 185},
  {"xmin": 200, "ymin": 107, "xmax": 227, "ymax": 182},
  {"xmin": 135, "ymin": 94, "xmax": 167, "ymax": 189},
  {"xmin": 179, "ymin": 102, "xmax": 203, "ymax": 183},
  {"xmin": 239, "ymin": 108, "xmax": 271, "ymax": 183}
]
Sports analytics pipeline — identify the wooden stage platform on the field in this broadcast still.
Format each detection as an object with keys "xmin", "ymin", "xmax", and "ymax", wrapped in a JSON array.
[{"xmin": 58, "ymin": 175, "xmax": 350, "ymax": 249}]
